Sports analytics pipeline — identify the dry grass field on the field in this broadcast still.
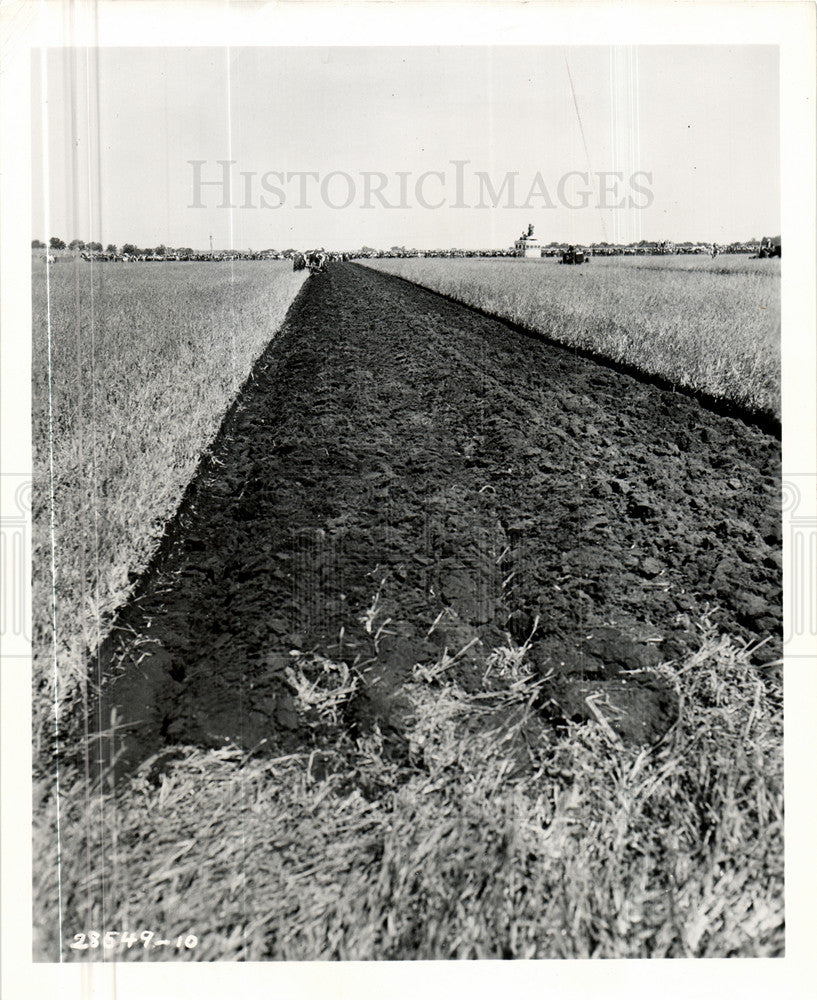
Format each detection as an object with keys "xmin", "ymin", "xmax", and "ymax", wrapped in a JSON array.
[
  {"xmin": 31, "ymin": 260, "xmax": 308, "ymax": 749},
  {"xmin": 362, "ymin": 255, "xmax": 781, "ymax": 420}
]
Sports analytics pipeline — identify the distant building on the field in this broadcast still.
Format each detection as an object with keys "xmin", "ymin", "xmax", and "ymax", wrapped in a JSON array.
[{"xmin": 514, "ymin": 223, "xmax": 543, "ymax": 258}]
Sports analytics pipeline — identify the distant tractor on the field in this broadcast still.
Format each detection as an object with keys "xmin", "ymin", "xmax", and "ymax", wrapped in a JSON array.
[
  {"xmin": 560, "ymin": 245, "xmax": 587, "ymax": 265},
  {"xmin": 758, "ymin": 235, "xmax": 781, "ymax": 259}
]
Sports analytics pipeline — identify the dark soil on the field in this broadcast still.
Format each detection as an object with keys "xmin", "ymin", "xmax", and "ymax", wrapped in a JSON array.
[{"xmin": 83, "ymin": 263, "xmax": 781, "ymax": 779}]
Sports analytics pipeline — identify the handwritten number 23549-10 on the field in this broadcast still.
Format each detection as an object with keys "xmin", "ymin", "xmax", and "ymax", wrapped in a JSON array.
[{"xmin": 70, "ymin": 931, "xmax": 198, "ymax": 951}]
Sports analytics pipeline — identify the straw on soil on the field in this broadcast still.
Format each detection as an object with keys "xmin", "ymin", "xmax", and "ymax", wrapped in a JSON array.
[{"xmin": 34, "ymin": 619, "xmax": 783, "ymax": 961}]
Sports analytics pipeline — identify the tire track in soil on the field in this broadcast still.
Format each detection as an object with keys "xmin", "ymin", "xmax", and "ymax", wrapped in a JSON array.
[{"xmin": 87, "ymin": 263, "xmax": 782, "ymax": 779}]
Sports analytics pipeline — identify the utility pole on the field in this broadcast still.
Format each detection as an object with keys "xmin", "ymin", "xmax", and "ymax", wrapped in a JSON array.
[{"xmin": 209, "ymin": 234, "xmax": 214, "ymax": 255}]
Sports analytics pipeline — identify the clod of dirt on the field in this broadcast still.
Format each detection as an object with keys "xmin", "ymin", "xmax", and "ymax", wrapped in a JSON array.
[
  {"xmin": 375, "ymin": 634, "xmax": 435, "ymax": 676},
  {"xmin": 532, "ymin": 628, "xmax": 674, "ymax": 744},
  {"xmin": 640, "ymin": 557, "xmax": 664, "ymax": 578},
  {"xmin": 532, "ymin": 641, "xmax": 605, "ymax": 678},
  {"xmin": 540, "ymin": 671, "xmax": 679, "ymax": 746},
  {"xmin": 345, "ymin": 661, "xmax": 415, "ymax": 755},
  {"xmin": 581, "ymin": 626, "xmax": 663, "ymax": 671},
  {"xmin": 562, "ymin": 394, "xmax": 594, "ymax": 415}
]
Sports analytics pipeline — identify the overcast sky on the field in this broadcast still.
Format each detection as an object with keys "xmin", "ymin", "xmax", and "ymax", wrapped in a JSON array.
[{"xmin": 31, "ymin": 46, "xmax": 780, "ymax": 251}]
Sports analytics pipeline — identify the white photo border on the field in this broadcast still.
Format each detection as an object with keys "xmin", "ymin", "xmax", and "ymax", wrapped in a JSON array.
[{"xmin": 2, "ymin": 2, "xmax": 814, "ymax": 998}]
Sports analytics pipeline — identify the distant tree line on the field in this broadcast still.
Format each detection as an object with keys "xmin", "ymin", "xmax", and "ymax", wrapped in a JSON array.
[
  {"xmin": 33, "ymin": 237, "xmax": 117, "ymax": 254},
  {"xmin": 33, "ymin": 235, "xmax": 779, "ymax": 262},
  {"xmin": 33, "ymin": 238, "xmax": 184, "ymax": 256}
]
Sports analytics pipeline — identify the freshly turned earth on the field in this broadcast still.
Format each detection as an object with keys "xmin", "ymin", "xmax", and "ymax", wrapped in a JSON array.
[{"xmin": 89, "ymin": 263, "xmax": 781, "ymax": 776}]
